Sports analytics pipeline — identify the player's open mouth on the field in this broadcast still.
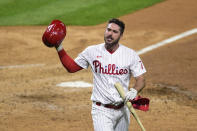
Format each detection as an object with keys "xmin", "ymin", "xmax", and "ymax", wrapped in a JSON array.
[{"xmin": 106, "ymin": 37, "xmax": 113, "ymax": 42}]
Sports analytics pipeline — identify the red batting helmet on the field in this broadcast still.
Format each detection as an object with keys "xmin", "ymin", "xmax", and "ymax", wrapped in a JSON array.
[{"xmin": 42, "ymin": 20, "xmax": 66, "ymax": 47}]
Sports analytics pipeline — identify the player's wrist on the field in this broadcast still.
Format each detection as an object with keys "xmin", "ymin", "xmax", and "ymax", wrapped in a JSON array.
[{"xmin": 56, "ymin": 44, "xmax": 63, "ymax": 52}]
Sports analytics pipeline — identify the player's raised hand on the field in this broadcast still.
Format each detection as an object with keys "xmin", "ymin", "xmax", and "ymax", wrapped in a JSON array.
[
  {"xmin": 42, "ymin": 20, "xmax": 66, "ymax": 48},
  {"xmin": 124, "ymin": 88, "xmax": 137, "ymax": 104}
]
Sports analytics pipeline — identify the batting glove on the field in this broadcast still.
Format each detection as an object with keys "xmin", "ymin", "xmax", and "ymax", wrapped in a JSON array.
[{"xmin": 124, "ymin": 88, "xmax": 137, "ymax": 104}]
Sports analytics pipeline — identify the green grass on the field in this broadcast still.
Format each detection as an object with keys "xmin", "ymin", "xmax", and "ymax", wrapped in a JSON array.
[{"xmin": 0, "ymin": 0, "xmax": 163, "ymax": 26}]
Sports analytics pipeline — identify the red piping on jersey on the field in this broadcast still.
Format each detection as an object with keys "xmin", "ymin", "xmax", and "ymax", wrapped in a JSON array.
[
  {"xmin": 58, "ymin": 49, "xmax": 83, "ymax": 73},
  {"xmin": 106, "ymin": 49, "xmax": 115, "ymax": 54},
  {"xmin": 105, "ymin": 44, "xmax": 119, "ymax": 54}
]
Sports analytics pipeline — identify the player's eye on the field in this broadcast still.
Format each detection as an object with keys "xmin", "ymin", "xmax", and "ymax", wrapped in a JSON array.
[
  {"xmin": 107, "ymin": 28, "xmax": 112, "ymax": 32},
  {"xmin": 113, "ymin": 30, "xmax": 119, "ymax": 33}
]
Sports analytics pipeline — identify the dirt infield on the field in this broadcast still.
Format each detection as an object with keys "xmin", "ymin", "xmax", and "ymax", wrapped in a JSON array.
[{"xmin": 0, "ymin": 0, "xmax": 197, "ymax": 131}]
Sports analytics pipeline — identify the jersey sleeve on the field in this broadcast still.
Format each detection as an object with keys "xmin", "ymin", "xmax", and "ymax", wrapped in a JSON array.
[
  {"xmin": 130, "ymin": 51, "xmax": 146, "ymax": 77},
  {"xmin": 74, "ymin": 47, "xmax": 90, "ymax": 69},
  {"xmin": 58, "ymin": 49, "xmax": 83, "ymax": 73}
]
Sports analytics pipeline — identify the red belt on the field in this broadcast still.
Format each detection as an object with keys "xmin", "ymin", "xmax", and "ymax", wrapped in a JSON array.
[{"xmin": 95, "ymin": 102, "xmax": 124, "ymax": 110}]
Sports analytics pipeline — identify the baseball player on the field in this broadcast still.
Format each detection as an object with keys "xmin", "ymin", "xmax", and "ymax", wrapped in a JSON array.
[{"xmin": 43, "ymin": 18, "xmax": 146, "ymax": 131}]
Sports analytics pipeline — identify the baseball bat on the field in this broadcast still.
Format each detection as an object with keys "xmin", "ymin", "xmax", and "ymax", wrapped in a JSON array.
[{"xmin": 114, "ymin": 82, "xmax": 146, "ymax": 131}]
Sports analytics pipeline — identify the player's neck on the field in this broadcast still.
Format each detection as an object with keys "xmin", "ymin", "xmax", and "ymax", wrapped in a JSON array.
[{"xmin": 105, "ymin": 43, "xmax": 119, "ymax": 54}]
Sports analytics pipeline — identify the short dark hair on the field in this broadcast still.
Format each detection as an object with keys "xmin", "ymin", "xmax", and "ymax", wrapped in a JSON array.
[{"xmin": 108, "ymin": 18, "xmax": 125, "ymax": 35}]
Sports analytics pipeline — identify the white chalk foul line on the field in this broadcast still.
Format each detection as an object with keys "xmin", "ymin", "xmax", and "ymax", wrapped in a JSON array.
[
  {"xmin": 0, "ymin": 64, "xmax": 45, "ymax": 69},
  {"xmin": 137, "ymin": 28, "xmax": 197, "ymax": 55}
]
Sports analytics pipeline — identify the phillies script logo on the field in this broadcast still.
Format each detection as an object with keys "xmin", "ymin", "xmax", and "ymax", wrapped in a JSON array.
[{"xmin": 93, "ymin": 60, "xmax": 128, "ymax": 75}]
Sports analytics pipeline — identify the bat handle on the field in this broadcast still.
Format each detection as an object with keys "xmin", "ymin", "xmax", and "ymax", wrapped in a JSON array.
[{"xmin": 127, "ymin": 102, "xmax": 146, "ymax": 131}]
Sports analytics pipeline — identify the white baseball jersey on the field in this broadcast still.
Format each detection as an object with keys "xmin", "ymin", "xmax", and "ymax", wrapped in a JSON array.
[{"xmin": 75, "ymin": 43, "xmax": 146, "ymax": 104}]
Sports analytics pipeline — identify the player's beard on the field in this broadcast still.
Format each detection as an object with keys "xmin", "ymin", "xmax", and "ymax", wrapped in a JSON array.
[{"xmin": 104, "ymin": 35, "xmax": 120, "ymax": 51}]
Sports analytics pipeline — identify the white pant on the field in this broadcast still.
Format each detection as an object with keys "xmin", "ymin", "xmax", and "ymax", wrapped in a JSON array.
[{"xmin": 91, "ymin": 102, "xmax": 130, "ymax": 131}]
